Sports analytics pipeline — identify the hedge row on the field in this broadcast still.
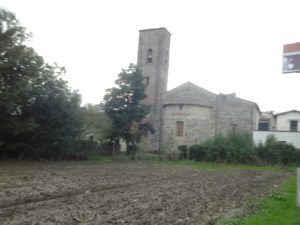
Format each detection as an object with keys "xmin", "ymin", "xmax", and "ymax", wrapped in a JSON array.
[{"xmin": 184, "ymin": 133, "xmax": 300, "ymax": 165}]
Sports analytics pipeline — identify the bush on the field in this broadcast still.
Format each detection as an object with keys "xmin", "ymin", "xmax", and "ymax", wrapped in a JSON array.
[
  {"xmin": 178, "ymin": 145, "xmax": 188, "ymax": 160},
  {"xmin": 226, "ymin": 132, "xmax": 255, "ymax": 163},
  {"xmin": 66, "ymin": 139, "xmax": 98, "ymax": 160},
  {"xmin": 201, "ymin": 132, "xmax": 255, "ymax": 163},
  {"xmin": 257, "ymin": 135, "xmax": 279, "ymax": 163},
  {"xmin": 189, "ymin": 144, "xmax": 206, "ymax": 161},
  {"xmin": 277, "ymin": 143, "xmax": 297, "ymax": 164},
  {"xmin": 189, "ymin": 133, "xmax": 300, "ymax": 165},
  {"xmin": 255, "ymin": 135, "xmax": 300, "ymax": 165},
  {"xmin": 202, "ymin": 135, "xmax": 227, "ymax": 162}
]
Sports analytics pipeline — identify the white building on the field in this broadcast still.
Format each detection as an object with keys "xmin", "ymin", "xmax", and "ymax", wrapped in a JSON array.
[
  {"xmin": 275, "ymin": 110, "xmax": 300, "ymax": 132},
  {"xmin": 254, "ymin": 110, "xmax": 300, "ymax": 148}
]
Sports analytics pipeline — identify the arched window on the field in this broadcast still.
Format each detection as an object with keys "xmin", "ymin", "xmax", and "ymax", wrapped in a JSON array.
[{"xmin": 147, "ymin": 48, "xmax": 153, "ymax": 63}]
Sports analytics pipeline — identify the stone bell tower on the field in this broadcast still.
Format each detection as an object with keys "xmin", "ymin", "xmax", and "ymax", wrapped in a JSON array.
[{"xmin": 137, "ymin": 28, "xmax": 171, "ymax": 152}]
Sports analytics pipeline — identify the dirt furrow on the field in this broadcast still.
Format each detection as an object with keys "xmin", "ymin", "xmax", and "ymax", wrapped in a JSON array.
[{"xmin": 0, "ymin": 162, "xmax": 290, "ymax": 225}]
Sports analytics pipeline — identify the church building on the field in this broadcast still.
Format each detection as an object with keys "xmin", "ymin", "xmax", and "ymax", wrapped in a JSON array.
[{"xmin": 137, "ymin": 28, "xmax": 260, "ymax": 152}]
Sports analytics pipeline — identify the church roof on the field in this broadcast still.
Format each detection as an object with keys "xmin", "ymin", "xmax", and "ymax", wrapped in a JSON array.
[
  {"xmin": 163, "ymin": 82, "xmax": 217, "ymax": 107},
  {"xmin": 163, "ymin": 82, "xmax": 260, "ymax": 112}
]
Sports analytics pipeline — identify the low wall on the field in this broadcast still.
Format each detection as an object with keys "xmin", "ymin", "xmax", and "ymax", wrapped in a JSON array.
[{"xmin": 253, "ymin": 130, "xmax": 300, "ymax": 148}]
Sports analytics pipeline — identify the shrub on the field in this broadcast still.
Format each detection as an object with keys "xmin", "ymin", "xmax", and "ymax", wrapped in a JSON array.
[
  {"xmin": 260, "ymin": 135, "xmax": 279, "ymax": 163},
  {"xmin": 65, "ymin": 139, "xmax": 99, "ymax": 160},
  {"xmin": 255, "ymin": 135, "xmax": 300, "ymax": 165},
  {"xmin": 189, "ymin": 133, "xmax": 300, "ymax": 165},
  {"xmin": 226, "ymin": 132, "xmax": 255, "ymax": 163},
  {"xmin": 202, "ymin": 135, "xmax": 227, "ymax": 162},
  {"xmin": 201, "ymin": 132, "xmax": 255, "ymax": 163},
  {"xmin": 189, "ymin": 144, "xmax": 207, "ymax": 161},
  {"xmin": 178, "ymin": 145, "xmax": 188, "ymax": 160},
  {"xmin": 277, "ymin": 143, "xmax": 297, "ymax": 164}
]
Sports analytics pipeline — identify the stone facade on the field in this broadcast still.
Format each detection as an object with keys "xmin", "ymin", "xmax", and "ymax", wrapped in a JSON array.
[
  {"xmin": 137, "ymin": 28, "xmax": 260, "ymax": 151},
  {"xmin": 163, "ymin": 82, "xmax": 259, "ymax": 147},
  {"xmin": 163, "ymin": 104, "xmax": 215, "ymax": 146},
  {"xmin": 215, "ymin": 94, "xmax": 260, "ymax": 135},
  {"xmin": 137, "ymin": 28, "xmax": 171, "ymax": 152}
]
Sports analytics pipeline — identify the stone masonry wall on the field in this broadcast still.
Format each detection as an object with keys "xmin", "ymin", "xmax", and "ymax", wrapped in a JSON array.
[
  {"xmin": 215, "ymin": 95, "xmax": 258, "ymax": 135},
  {"xmin": 163, "ymin": 105, "xmax": 215, "ymax": 147},
  {"xmin": 137, "ymin": 28, "xmax": 171, "ymax": 153}
]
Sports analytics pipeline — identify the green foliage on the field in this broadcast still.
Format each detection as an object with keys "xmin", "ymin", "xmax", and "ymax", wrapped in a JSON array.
[
  {"xmin": 226, "ymin": 132, "xmax": 255, "ymax": 163},
  {"xmin": 217, "ymin": 177, "xmax": 300, "ymax": 225},
  {"xmin": 102, "ymin": 64, "xmax": 150, "ymax": 152},
  {"xmin": 188, "ymin": 133, "xmax": 300, "ymax": 165},
  {"xmin": 66, "ymin": 140, "xmax": 98, "ymax": 160},
  {"xmin": 81, "ymin": 104, "xmax": 112, "ymax": 143},
  {"xmin": 0, "ymin": 9, "xmax": 42, "ymax": 146},
  {"xmin": 189, "ymin": 144, "xmax": 206, "ymax": 161},
  {"xmin": 171, "ymin": 160, "xmax": 288, "ymax": 173},
  {"xmin": 255, "ymin": 135, "xmax": 300, "ymax": 165},
  {"xmin": 0, "ymin": 9, "xmax": 84, "ymax": 159},
  {"xmin": 200, "ymin": 132, "xmax": 255, "ymax": 163},
  {"xmin": 178, "ymin": 145, "xmax": 188, "ymax": 159}
]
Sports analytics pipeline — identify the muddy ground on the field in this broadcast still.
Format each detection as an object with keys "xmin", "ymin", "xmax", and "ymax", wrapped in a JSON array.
[{"xmin": 0, "ymin": 161, "xmax": 290, "ymax": 225}]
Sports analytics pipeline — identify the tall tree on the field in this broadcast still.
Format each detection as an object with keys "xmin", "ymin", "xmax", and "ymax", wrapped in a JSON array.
[
  {"xmin": 102, "ymin": 64, "xmax": 150, "ymax": 153},
  {"xmin": 0, "ymin": 8, "xmax": 83, "ymax": 159},
  {"xmin": 18, "ymin": 65, "xmax": 83, "ymax": 159},
  {"xmin": 0, "ymin": 9, "xmax": 38, "ymax": 143}
]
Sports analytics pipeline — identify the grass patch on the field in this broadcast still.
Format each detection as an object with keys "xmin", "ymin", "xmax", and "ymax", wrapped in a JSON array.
[
  {"xmin": 87, "ymin": 155, "xmax": 113, "ymax": 163},
  {"xmin": 86, "ymin": 155, "xmax": 295, "ymax": 173},
  {"xmin": 217, "ymin": 176, "xmax": 300, "ymax": 225},
  {"xmin": 169, "ymin": 160, "xmax": 294, "ymax": 173}
]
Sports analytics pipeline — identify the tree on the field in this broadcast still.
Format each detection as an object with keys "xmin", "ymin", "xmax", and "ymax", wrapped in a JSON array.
[
  {"xmin": 102, "ymin": 64, "xmax": 150, "ymax": 154},
  {"xmin": 17, "ymin": 65, "xmax": 84, "ymax": 159},
  {"xmin": 81, "ymin": 104, "xmax": 112, "ymax": 143},
  {"xmin": 0, "ymin": 8, "xmax": 83, "ymax": 159}
]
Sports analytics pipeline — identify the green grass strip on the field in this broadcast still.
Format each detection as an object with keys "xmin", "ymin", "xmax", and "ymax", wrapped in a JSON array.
[
  {"xmin": 170, "ymin": 160, "xmax": 293, "ymax": 173},
  {"xmin": 86, "ymin": 155, "xmax": 295, "ymax": 173}
]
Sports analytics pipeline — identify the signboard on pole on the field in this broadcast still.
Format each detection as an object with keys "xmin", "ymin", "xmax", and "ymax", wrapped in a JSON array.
[{"xmin": 283, "ymin": 42, "xmax": 300, "ymax": 73}]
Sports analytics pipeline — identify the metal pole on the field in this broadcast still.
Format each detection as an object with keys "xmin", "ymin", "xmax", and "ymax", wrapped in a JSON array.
[
  {"xmin": 112, "ymin": 141, "xmax": 115, "ymax": 161},
  {"xmin": 297, "ymin": 168, "xmax": 300, "ymax": 207}
]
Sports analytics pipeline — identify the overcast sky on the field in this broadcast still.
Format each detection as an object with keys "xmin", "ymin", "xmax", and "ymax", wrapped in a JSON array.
[{"xmin": 2, "ymin": 0, "xmax": 300, "ymax": 113}]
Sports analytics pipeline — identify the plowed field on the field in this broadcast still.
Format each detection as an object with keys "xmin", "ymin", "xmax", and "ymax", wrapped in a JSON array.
[{"xmin": 0, "ymin": 161, "xmax": 289, "ymax": 225}]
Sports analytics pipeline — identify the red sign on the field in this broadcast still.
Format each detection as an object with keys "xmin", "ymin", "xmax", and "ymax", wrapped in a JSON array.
[{"xmin": 283, "ymin": 42, "xmax": 300, "ymax": 73}]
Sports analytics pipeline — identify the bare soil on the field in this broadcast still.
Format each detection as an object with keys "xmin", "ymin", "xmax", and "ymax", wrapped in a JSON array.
[{"xmin": 0, "ymin": 161, "xmax": 289, "ymax": 225}]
